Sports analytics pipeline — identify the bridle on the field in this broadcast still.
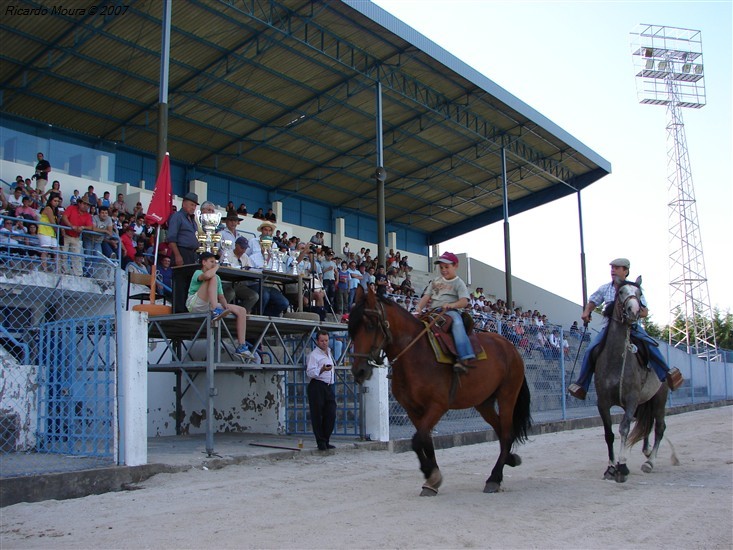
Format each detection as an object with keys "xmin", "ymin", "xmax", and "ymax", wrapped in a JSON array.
[
  {"xmin": 350, "ymin": 300, "xmax": 393, "ymax": 370},
  {"xmin": 350, "ymin": 299, "xmax": 439, "ymax": 370},
  {"xmin": 612, "ymin": 283, "xmax": 641, "ymax": 326},
  {"xmin": 611, "ymin": 282, "xmax": 642, "ymax": 401}
]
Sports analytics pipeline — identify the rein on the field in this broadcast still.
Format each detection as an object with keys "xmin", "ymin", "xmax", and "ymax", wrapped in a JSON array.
[
  {"xmin": 391, "ymin": 314, "xmax": 442, "ymax": 365},
  {"xmin": 612, "ymin": 288, "xmax": 640, "ymax": 403},
  {"xmin": 352, "ymin": 302, "xmax": 443, "ymax": 369}
]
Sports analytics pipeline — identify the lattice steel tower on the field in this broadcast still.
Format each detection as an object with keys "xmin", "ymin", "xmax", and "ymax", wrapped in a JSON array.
[{"xmin": 630, "ymin": 24, "xmax": 718, "ymax": 359}]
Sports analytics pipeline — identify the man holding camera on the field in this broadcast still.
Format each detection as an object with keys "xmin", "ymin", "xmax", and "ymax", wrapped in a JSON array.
[
  {"xmin": 33, "ymin": 152, "xmax": 51, "ymax": 193},
  {"xmin": 306, "ymin": 330, "xmax": 337, "ymax": 451}
]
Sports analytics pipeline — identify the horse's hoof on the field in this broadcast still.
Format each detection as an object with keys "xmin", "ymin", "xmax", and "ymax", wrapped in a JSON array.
[
  {"xmin": 603, "ymin": 465, "xmax": 617, "ymax": 480},
  {"xmin": 420, "ymin": 486, "xmax": 438, "ymax": 497},
  {"xmin": 615, "ymin": 463, "xmax": 630, "ymax": 483},
  {"xmin": 425, "ymin": 468, "xmax": 443, "ymax": 490},
  {"xmin": 641, "ymin": 461, "xmax": 653, "ymax": 473},
  {"xmin": 483, "ymin": 481, "xmax": 501, "ymax": 493},
  {"xmin": 508, "ymin": 453, "xmax": 522, "ymax": 467}
]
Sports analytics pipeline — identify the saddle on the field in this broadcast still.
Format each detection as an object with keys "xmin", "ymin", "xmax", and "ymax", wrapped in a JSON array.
[{"xmin": 418, "ymin": 311, "xmax": 486, "ymax": 366}]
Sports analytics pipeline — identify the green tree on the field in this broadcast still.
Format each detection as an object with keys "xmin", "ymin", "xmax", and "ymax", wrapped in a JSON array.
[
  {"xmin": 642, "ymin": 314, "xmax": 664, "ymax": 339},
  {"xmin": 712, "ymin": 308, "xmax": 733, "ymax": 350},
  {"xmin": 644, "ymin": 308, "xmax": 732, "ymax": 352}
]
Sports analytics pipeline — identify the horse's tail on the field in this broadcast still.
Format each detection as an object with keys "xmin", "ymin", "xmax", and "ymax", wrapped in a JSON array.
[
  {"xmin": 512, "ymin": 377, "xmax": 532, "ymax": 445},
  {"xmin": 627, "ymin": 399, "xmax": 655, "ymax": 447}
]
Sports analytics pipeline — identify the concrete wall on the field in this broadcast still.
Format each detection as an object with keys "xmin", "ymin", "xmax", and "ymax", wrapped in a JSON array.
[
  {"xmin": 0, "ymin": 359, "xmax": 37, "ymax": 452},
  {"xmin": 146, "ymin": 341, "xmax": 287, "ymax": 437}
]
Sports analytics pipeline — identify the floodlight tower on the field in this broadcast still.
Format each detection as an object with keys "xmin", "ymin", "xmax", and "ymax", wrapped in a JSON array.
[{"xmin": 631, "ymin": 24, "xmax": 718, "ymax": 359}]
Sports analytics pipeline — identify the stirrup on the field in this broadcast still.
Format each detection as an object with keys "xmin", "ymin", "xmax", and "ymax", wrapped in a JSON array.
[
  {"xmin": 453, "ymin": 362, "xmax": 469, "ymax": 374},
  {"xmin": 453, "ymin": 362, "xmax": 468, "ymax": 374}
]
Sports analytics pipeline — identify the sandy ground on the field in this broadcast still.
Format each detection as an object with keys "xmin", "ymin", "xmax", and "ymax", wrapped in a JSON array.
[{"xmin": 1, "ymin": 406, "xmax": 731, "ymax": 550}]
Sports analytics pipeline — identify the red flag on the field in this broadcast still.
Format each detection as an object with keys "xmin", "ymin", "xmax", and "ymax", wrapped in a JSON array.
[{"xmin": 145, "ymin": 152, "xmax": 173, "ymax": 226}]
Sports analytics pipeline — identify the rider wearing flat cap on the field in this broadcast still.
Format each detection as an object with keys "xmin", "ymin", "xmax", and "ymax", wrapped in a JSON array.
[{"xmin": 568, "ymin": 258, "xmax": 683, "ymax": 400}]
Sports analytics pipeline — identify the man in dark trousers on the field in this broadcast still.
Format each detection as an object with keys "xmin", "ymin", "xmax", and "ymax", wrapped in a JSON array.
[
  {"xmin": 306, "ymin": 330, "xmax": 337, "ymax": 451},
  {"xmin": 167, "ymin": 192, "xmax": 200, "ymax": 266}
]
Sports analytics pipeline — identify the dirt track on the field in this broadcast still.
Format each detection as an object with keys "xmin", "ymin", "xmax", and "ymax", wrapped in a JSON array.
[{"xmin": 2, "ymin": 406, "xmax": 731, "ymax": 549}]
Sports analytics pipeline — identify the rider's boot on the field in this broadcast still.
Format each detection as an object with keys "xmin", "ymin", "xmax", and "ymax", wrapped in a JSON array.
[
  {"xmin": 567, "ymin": 383, "xmax": 587, "ymax": 400},
  {"xmin": 666, "ymin": 367, "xmax": 684, "ymax": 391}
]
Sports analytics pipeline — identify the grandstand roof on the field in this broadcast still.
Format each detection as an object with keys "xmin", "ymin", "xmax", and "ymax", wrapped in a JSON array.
[{"xmin": 0, "ymin": 0, "xmax": 610, "ymax": 244}]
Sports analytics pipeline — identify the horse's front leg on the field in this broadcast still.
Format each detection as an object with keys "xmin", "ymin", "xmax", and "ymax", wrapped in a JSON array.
[
  {"xmin": 412, "ymin": 430, "xmax": 442, "ymax": 496},
  {"xmin": 614, "ymin": 407, "xmax": 635, "ymax": 483},
  {"xmin": 598, "ymin": 404, "xmax": 616, "ymax": 480}
]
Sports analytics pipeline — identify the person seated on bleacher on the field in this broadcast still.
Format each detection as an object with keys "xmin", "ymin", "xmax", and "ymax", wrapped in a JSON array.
[
  {"xmin": 7, "ymin": 187, "xmax": 24, "ymax": 213},
  {"xmin": 374, "ymin": 265, "xmax": 388, "ymax": 297},
  {"xmin": 0, "ymin": 218, "xmax": 23, "ymax": 253},
  {"xmin": 514, "ymin": 319, "xmax": 531, "ymax": 355},
  {"xmin": 399, "ymin": 273, "xmax": 414, "ymax": 298},
  {"xmin": 14, "ymin": 195, "xmax": 40, "ymax": 221},
  {"xmin": 120, "ymin": 224, "xmax": 136, "ymax": 268},
  {"xmin": 126, "ymin": 250, "xmax": 149, "ymax": 277},
  {"xmin": 155, "ymin": 254, "xmax": 174, "ymax": 300},
  {"xmin": 548, "ymin": 329, "xmax": 562, "ymax": 358},
  {"xmin": 220, "ymin": 237, "xmax": 259, "ymax": 314},
  {"xmin": 246, "ymin": 220, "xmax": 290, "ymax": 316},
  {"xmin": 112, "ymin": 193, "xmax": 128, "ymax": 215},
  {"xmin": 132, "ymin": 201, "xmax": 144, "ymax": 219},
  {"xmin": 187, "ymin": 251, "xmax": 253, "ymax": 359}
]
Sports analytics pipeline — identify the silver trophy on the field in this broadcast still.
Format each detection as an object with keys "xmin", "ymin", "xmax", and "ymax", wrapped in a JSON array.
[
  {"xmin": 288, "ymin": 249, "xmax": 300, "ymax": 276},
  {"xmin": 275, "ymin": 249, "xmax": 289, "ymax": 274},
  {"xmin": 219, "ymin": 239, "xmax": 234, "ymax": 266},
  {"xmin": 261, "ymin": 236, "xmax": 275, "ymax": 270},
  {"xmin": 194, "ymin": 209, "xmax": 222, "ymax": 255}
]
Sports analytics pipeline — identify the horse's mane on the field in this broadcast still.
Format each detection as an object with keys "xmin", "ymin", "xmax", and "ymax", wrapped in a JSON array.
[
  {"xmin": 347, "ymin": 293, "xmax": 415, "ymax": 338},
  {"xmin": 602, "ymin": 279, "xmax": 641, "ymax": 319},
  {"xmin": 347, "ymin": 300, "xmax": 366, "ymax": 338}
]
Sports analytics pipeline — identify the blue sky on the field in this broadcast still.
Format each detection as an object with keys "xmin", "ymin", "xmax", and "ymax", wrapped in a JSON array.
[{"xmin": 373, "ymin": 0, "xmax": 732, "ymax": 324}]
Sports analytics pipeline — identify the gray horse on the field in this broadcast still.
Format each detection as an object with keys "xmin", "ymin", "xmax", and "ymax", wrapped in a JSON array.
[{"xmin": 594, "ymin": 277, "xmax": 669, "ymax": 483}]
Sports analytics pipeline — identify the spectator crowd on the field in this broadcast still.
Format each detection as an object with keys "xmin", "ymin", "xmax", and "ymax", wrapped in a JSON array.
[{"xmin": 2, "ymin": 152, "xmax": 581, "ymax": 345}]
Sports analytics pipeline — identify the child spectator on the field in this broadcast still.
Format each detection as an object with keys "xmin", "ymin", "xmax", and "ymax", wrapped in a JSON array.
[
  {"xmin": 187, "ymin": 252, "xmax": 253, "ymax": 359},
  {"xmin": 336, "ymin": 260, "xmax": 350, "ymax": 315}
]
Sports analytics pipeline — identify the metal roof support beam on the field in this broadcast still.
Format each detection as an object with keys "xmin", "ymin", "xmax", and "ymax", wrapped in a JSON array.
[
  {"xmin": 501, "ymin": 147, "xmax": 513, "ymax": 310},
  {"xmin": 226, "ymin": 0, "xmax": 576, "ymax": 188},
  {"xmin": 375, "ymin": 80, "xmax": 386, "ymax": 267},
  {"xmin": 157, "ymin": 0, "xmax": 172, "ymax": 174}
]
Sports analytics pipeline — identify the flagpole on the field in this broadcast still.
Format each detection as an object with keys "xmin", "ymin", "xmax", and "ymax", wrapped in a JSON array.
[{"xmin": 145, "ymin": 152, "xmax": 172, "ymax": 304}]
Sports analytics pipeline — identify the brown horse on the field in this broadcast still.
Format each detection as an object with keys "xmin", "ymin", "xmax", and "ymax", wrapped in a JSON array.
[{"xmin": 349, "ymin": 287, "xmax": 531, "ymax": 495}]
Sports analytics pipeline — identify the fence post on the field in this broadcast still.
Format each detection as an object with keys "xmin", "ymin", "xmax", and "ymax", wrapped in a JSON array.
[
  {"xmin": 117, "ymin": 310, "xmax": 148, "ymax": 466},
  {"xmin": 363, "ymin": 368, "xmax": 389, "ymax": 441}
]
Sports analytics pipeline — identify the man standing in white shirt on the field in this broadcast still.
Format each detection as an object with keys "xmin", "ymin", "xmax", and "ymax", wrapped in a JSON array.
[{"xmin": 306, "ymin": 330, "xmax": 337, "ymax": 451}]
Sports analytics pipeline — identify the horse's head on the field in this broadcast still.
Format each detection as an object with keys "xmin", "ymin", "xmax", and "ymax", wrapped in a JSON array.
[
  {"xmin": 348, "ymin": 286, "xmax": 392, "ymax": 384},
  {"xmin": 615, "ymin": 276, "xmax": 643, "ymax": 325}
]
